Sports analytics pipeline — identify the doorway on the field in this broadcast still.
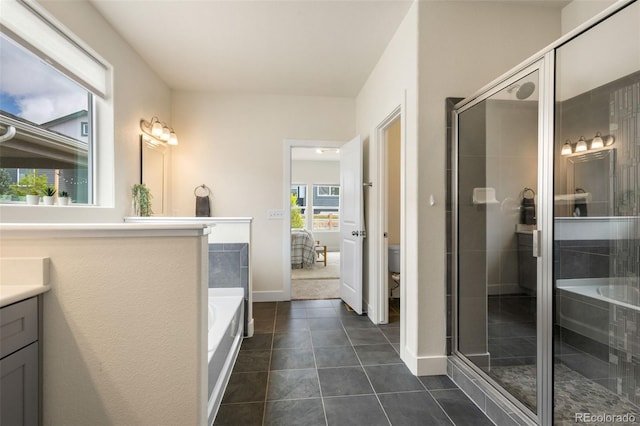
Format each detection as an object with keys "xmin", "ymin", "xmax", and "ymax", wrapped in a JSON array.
[
  {"xmin": 284, "ymin": 140, "xmax": 343, "ymax": 301},
  {"xmin": 290, "ymin": 147, "xmax": 342, "ymax": 299},
  {"xmin": 372, "ymin": 106, "xmax": 404, "ymax": 326},
  {"xmin": 384, "ymin": 117, "xmax": 402, "ymax": 324}
]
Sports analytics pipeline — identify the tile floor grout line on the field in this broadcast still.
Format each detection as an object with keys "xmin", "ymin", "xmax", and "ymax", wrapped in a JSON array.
[
  {"xmin": 220, "ymin": 299, "xmax": 497, "ymax": 426},
  {"xmin": 309, "ymin": 307, "xmax": 330, "ymax": 426},
  {"xmin": 341, "ymin": 308, "xmax": 394, "ymax": 426},
  {"xmin": 260, "ymin": 302, "xmax": 277, "ymax": 426},
  {"xmin": 424, "ymin": 387, "xmax": 460, "ymax": 426}
]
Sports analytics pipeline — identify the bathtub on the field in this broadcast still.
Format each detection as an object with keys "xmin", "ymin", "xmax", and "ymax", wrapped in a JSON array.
[
  {"xmin": 556, "ymin": 277, "xmax": 639, "ymax": 345},
  {"xmin": 207, "ymin": 287, "xmax": 244, "ymax": 426}
]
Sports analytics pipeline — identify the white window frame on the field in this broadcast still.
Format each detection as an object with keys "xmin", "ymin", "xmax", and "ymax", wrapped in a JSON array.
[
  {"xmin": 0, "ymin": 0, "xmax": 114, "ymax": 218},
  {"xmin": 316, "ymin": 184, "xmax": 340, "ymax": 197}
]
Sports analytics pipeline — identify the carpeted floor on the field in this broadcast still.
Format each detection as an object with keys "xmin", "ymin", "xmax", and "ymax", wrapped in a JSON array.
[{"xmin": 292, "ymin": 252, "xmax": 340, "ymax": 299}]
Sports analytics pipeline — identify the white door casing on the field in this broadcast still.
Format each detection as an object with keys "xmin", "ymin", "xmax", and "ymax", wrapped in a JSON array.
[{"xmin": 340, "ymin": 135, "xmax": 364, "ymax": 314}]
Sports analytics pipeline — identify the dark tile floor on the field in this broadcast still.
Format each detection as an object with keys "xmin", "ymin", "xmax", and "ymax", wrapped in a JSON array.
[{"xmin": 215, "ymin": 299, "xmax": 494, "ymax": 426}]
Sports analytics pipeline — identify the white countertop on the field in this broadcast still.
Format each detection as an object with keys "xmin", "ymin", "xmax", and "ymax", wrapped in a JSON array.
[
  {"xmin": 0, "ymin": 222, "xmax": 210, "ymax": 239},
  {"xmin": 0, "ymin": 257, "xmax": 51, "ymax": 307},
  {"xmin": 1, "ymin": 284, "xmax": 51, "ymax": 307}
]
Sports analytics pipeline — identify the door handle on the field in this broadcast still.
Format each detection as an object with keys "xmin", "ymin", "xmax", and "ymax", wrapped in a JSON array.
[
  {"xmin": 352, "ymin": 231, "xmax": 359, "ymax": 236},
  {"xmin": 532, "ymin": 230, "xmax": 541, "ymax": 258}
]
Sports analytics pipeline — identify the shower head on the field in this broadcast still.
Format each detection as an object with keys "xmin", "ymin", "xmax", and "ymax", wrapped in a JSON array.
[{"xmin": 507, "ymin": 81, "xmax": 536, "ymax": 100}]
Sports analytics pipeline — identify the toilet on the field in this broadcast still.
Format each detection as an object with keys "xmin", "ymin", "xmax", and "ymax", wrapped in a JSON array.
[{"xmin": 388, "ymin": 245, "xmax": 401, "ymax": 295}]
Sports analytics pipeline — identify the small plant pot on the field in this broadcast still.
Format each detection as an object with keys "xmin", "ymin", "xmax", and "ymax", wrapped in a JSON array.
[
  {"xmin": 58, "ymin": 197, "xmax": 70, "ymax": 206},
  {"xmin": 43, "ymin": 196, "xmax": 55, "ymax": 205},
  {"xmin": 26, "ymin": 195, "xmax": 40, "ymax": 205}
]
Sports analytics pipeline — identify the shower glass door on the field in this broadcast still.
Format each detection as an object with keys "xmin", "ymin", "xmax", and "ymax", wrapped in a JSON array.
[
  {"xmin": 553, "ymin": 2, "xmax": 640, "ymax": 423},
  {"xmin": 456, "ymin": 66, "xmax": 541, "ymax": 415}
]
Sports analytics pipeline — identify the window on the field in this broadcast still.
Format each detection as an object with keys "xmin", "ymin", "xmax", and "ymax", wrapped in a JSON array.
[
  {"xmin": 312, "ymin": 184, "xmax": 340, "ymax": 231},
  {"xmin": 291, "ymin": 184, "xmax": 307, "ymax": 228},
  {"xmin": 0, "ymin": 1, "xmax": 110, "ymax": 206},
  {"xmin": 291, "ymin": 183, "xmax": 340, "ymax": 231},
  {"xmin": 316, "ymin": 185, "xmax": 340, "ymax": 197}
]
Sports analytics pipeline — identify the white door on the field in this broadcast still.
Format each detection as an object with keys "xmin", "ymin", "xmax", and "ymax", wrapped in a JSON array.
[{"xmin": 340, "ymin": 135, "xmax": 364, "ymax": 314}]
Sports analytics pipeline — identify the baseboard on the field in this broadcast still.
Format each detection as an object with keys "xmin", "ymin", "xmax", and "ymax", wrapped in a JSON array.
[
  {"xmin": 402, "ymin": 346, "xmax": 448, "ymax": 376},
  {"xmin": 252, "ymin": 290, "xmax": 287, "ymax": 302},
  {"xmin": 246, "ymin": 318, "xmax": 254, "ymax": 338}
]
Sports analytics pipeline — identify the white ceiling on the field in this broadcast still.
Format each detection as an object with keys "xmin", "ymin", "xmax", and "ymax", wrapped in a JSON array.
[
  {"xmin": 292, "ymin": 147, "xmax": 340, "ymax": 161},
  {"xmin": 89, "ymin": 0, "xmax": 414, "ymax": 97}
]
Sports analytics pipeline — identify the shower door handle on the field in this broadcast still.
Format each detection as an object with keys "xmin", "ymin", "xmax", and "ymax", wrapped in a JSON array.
[{"xmin": 532, "ymin": 229, "xmax": 541, "ymax": 258}]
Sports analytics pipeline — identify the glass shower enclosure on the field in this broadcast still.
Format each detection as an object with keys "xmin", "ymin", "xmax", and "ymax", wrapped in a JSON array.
[{"xmin": 452, "ymin": 1, "xmax": 639, "ymax": 424}]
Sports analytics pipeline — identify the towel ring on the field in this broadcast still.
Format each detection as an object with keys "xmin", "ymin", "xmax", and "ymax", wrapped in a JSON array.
[
  {"xmin": 194, "ymin": 184, "xmax": 211, "ymax": 197},
  {"xmin": 522, "ymin": 187, "xmax": 535, "ymax": 199}
]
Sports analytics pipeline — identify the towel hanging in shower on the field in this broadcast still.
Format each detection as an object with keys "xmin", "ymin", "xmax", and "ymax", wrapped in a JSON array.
[
  {"xmin": 520, "ymin": 187, "xmax": 536, "ymax": 225},
  {"xmin": 194, "ymin": 184, "xmax": 212, "ymax": 217},
  {"xmin": 573, "ymin": 188, "xmax": 588, "ymax": 217}
]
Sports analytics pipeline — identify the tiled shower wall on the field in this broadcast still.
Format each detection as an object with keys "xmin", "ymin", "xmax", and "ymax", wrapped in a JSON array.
[
  {"xmin": 208, "ymin": 243, "xmax": 250, "ymax": 333},
  {"xmin": 608, "ymin": 77, "xmax": 640, "ymax": 406},
  {"xmin": 555, "ymin": 72, "xmax": 640, "ymax": 405}
]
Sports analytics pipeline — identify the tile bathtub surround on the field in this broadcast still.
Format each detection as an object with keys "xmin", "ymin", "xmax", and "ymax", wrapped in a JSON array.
[
  {"xmin": 215, "ymin": 299, "xmax": 493, "ymax": 426},
  {"xmin": 209, "ymin": 242, "xmax": 250, "ymax": 332}
]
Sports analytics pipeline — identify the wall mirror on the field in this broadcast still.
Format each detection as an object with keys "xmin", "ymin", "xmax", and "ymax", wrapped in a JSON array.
[
  {"xmin": 140, "ymin": 134, "xmax": 167, "ymax": 216},
  {"xmin": 566, "ymin": 148, "xmax": 616, "ymax": 217}
]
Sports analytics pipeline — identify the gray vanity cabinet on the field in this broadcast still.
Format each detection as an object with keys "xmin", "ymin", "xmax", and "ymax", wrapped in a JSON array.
[{"xmin": 0, "ymin": 297, "xmax": 39, "ymax": 426}]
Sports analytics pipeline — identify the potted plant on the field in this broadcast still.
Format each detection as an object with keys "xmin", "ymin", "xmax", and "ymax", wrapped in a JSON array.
[
  {"xmin": 131, "ymin": 183, "xmax": 153, "ymax": 216},
  {"xmin": 58, "ymin": 191, "xmax": 70, "ymax": 206},
  {"xmin": 43, "ymin": 186, "xmax": 56, "ymax": 205},
  {"xmin": 26, "ymin": 188, "xmax": 40, "ymax": 205},
  {"xmin": 9, "ymin": 170, "xmax": 47, "ymax": 205}
]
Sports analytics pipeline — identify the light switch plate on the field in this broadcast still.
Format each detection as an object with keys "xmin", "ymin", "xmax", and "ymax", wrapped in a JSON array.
[{"xmin": 267, "ymin": 209, "xmax": 285, "ymax": 220}]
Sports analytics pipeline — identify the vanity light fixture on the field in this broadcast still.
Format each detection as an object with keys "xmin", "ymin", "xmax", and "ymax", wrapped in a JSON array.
[
  {"xmin": 140, "ymin": 116, "xmax": 178, "ymax": 145},
  {"xmin": 590, "ymin": 132, "xmax": 604, "ymax": 149},
  {"xmin": 575, "ymin": 136, "xmax": 588, "ymax": 153},
  {"xmin": 168, "ymin": 130, "xmax": 178, "ymax": 145},
  {"xmin": 561, "ymin": 139, "xmax": 573, "ymax": 156}
]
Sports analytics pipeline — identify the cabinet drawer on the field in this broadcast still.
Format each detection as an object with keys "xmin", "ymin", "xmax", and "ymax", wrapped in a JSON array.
[
  {"xmin": 0, "ymin": 342, "xmax": 38, "ymax": 426},
  {"xmin": 0, "ymin": 297, "xmax": 38, "ymax": 359}
]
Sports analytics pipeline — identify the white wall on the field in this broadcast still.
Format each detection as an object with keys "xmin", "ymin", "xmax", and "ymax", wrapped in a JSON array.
[
  {"xmin": 0, "ymin": 227, "xmax": 208, "ymax": 425},
  {"xmin": 561, "ymin": 0, "xmax": 617, "ymax": 34},
  {"xmin": 0, "ymin": 0, "xmax": 172, "ymax": 223},
  {"xmin": 558, "ymin": 0, "xmax": 639, "ymax": 100},
  {"xmin": 292, "ymin": 160, "xmax": 340, "ymax": 185},
  {"xmin": 416, "ymin": 1, "xmax": 561, "ymax": 374},
  {"xmin": 387, "ymin": 119, "xmax": 401, "ymax": 246},
  {"xmin": 355, "ymin": 1, "xmax": 418, "ymax": 366},
  {"xmin": 170, "ymin": 92, "xmax": 355, "ymax": 297}
]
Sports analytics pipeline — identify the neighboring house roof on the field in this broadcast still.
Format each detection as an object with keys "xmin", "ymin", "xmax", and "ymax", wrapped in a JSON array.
[{"xmin": 40, "ymin": 110, "xmax": 88, "ymax": 127}]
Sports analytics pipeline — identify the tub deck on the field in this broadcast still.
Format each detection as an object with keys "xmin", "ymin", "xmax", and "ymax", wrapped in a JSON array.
[{"xmin": 207, "ymin": 287, "xmax": 244, "ymax": 425}]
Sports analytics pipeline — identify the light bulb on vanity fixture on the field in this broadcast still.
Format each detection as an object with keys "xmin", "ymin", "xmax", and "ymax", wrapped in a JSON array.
[
  {"xmin": 168, "ymin": 130, "xmax": 178, "ymax": 145},
  {"xmin": 591, "ymin": 132, "xmax": 604, "ymax": 149},
  {"xmin": 140, "ymin": 116, "xmax": 178, "ymax": 145},
  {"xmin": 561, "ymin": 139, "xmax": 573, "ymax": 156},
  {"xmin": 151, "ymin": 118, "xmax": 163, "ymax": 138},
  {"xmin": 575, "ymin": 136, "xmax": 588, "ymax": 152}
]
